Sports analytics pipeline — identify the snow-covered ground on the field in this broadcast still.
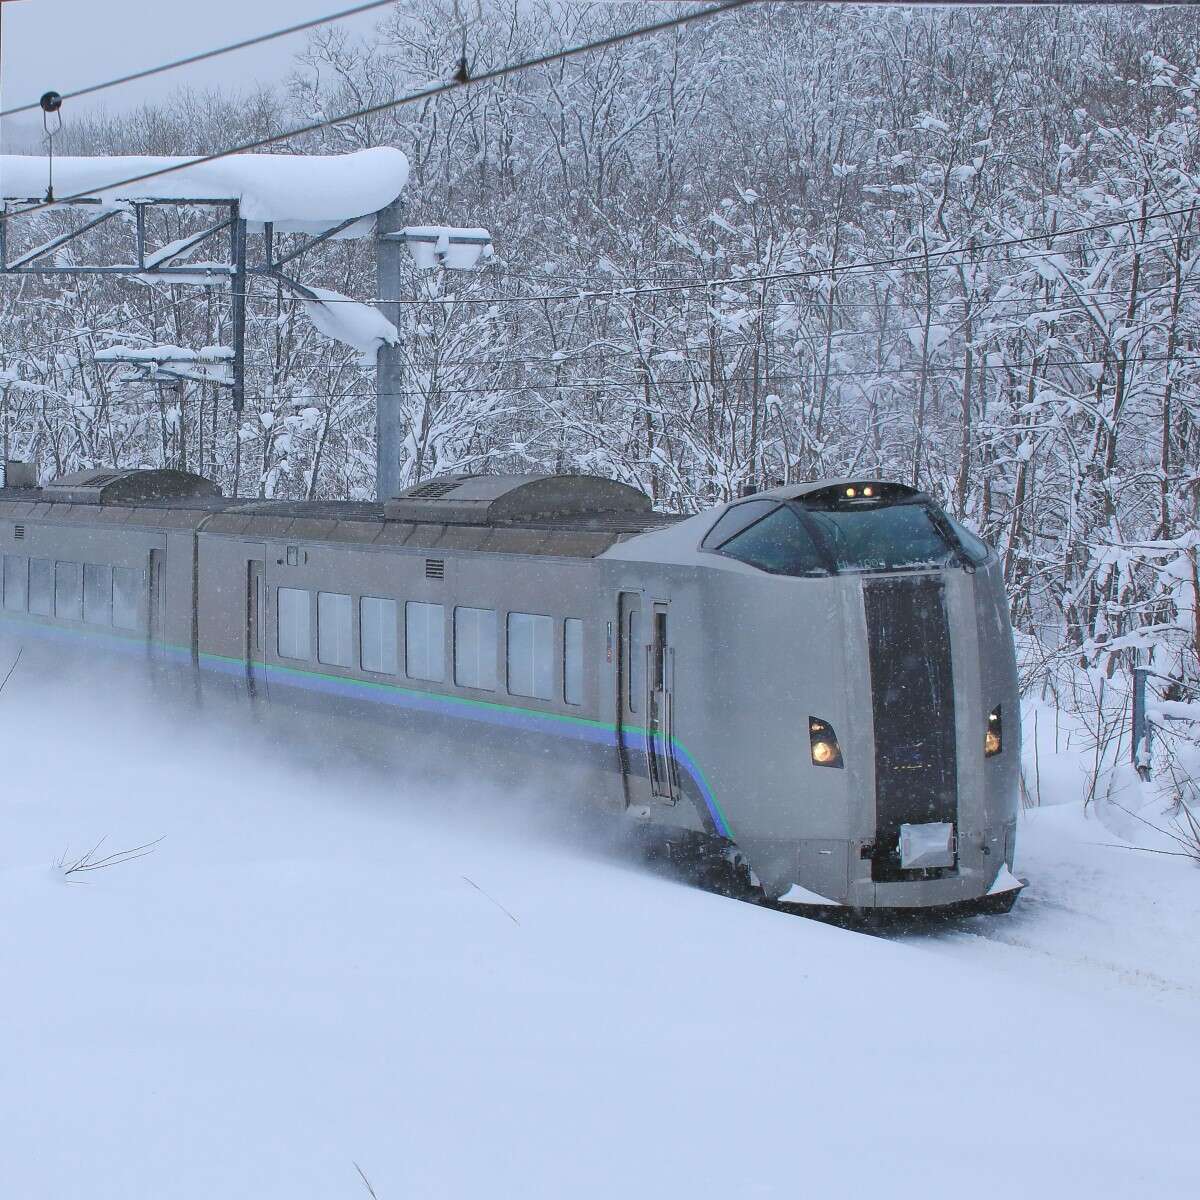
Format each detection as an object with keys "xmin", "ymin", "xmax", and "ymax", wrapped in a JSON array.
[{"xmin": 1, "ymin": 684, "xmax": 1196, "ymax": 1199}]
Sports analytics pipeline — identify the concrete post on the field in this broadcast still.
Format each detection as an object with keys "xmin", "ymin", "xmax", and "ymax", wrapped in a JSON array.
[{"xmin": 375, "ymin": 198, "xmax": 407, "ymax": 501}]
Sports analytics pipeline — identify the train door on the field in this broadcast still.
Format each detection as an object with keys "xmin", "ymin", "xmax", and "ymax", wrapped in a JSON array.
[
  {"xmin": 616, "ymin": 591, "xmax": 642, "ymax": 808},
  {"xmin": 647, "ymin": 602, "xmax": 679, "ymax": 802},
  {"xmin": 148, "ymin": 548, "xmax": 164, "ymax": 656},
  {"xmin": 245, "ymin": 547, "xmax": 267, "ymax": 700},
  {"xmin": 617, "ymin": 592, "xmax": 678, "ymax": 806}
]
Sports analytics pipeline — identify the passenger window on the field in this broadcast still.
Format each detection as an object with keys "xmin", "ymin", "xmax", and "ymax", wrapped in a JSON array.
[
  {"xmin": 406, "ymin": 601, "xmax": 445, "ymax": 682},
  {"xmin": 454, "ymin": 606, "xmax": 497, "ymax": 691},
  {"xmin": 508, "ymin": 612, "xmax": 554, "ymax": 700},
  {"xmin": 112, "ymin": 566, "xmax": 145, "ymax": 632},
  {"xmin": 3, "ymin": 555, "xmax": 28, "ymax": 612},
  {"xmin": 277, "ymin": 587, "xmax": 312, "ymax": 660},
  {"xmin": 317, "ymin": 591, "xmax": 353, "ymax": 668},
  {"xmin": 564, "ymin": 618, "xmax": 583, "ymax": 706},
  {"xmin": 54, "ymin": 561, "xmax": 84, "ymax": 621},
  {"xmin": 360, "ymin": 596, "xmax": 398, "ymax": 675},
  {"xmin": 84, "ymin": 563, "xmax": 113, "ymax": 626},
  {"xmin": 718, "ymin": 505, "xmax": 828, "ymax": 576},
  {"xmin": 29, "ymin": 558, "xmax": 53, "ymax": 616}
]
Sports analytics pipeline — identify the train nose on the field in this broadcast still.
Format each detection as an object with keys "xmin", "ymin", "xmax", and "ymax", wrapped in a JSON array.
[{"xmin": 862, "ymin": 574, "xmax": 959, "ymax": 881}]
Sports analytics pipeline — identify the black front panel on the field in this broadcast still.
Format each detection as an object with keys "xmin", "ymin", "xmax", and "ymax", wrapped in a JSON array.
[{"xmin": 864, "ymin": 576, "xmax": 957, "ymax": 880}]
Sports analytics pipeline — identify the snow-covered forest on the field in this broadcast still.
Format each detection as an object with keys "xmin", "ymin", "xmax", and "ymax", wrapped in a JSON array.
[{"xmin": 2, "ymin": 1, "xmax": 1198, "ymax": 766}]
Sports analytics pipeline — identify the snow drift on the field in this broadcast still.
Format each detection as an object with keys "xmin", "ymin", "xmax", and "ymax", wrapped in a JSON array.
[{"xmin": 0, "ymin": 672, "xmax": 1196, "ymax": 1198}]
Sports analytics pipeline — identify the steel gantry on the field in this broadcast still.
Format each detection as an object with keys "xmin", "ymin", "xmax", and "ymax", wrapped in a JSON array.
[{"xmin": 0, "ymin": 188, "xmax": 490, "ymax": 499}]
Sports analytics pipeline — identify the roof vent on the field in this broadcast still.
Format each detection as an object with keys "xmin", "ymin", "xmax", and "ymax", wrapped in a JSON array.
[
  {"xmin": 42, "ymin": 468, "xmax": 222, "ymax": 506},
  {"xmin": 406, "ymin": 476, "xmax": 475, "ymax": 500},
  {"xmin": 14, "ymin": 524, "xmax": 25, "ymax": 540},
  {"xmin": 79, "ymin": 472, "xmax": 126, "ymax": 489},
  {"xmin": 425, "ymin": 558, "xmax": 445, "ymax": 580},
  {"xmin": 385, "ymin": 473, "xmax": 651, "ymax": 526}
]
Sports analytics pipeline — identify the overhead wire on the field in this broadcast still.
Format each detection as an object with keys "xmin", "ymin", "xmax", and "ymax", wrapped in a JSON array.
[
  {"xmin": 0, "ymin": 0, "xmax": 758, "ymax": 224},
  {"xmin": 328, "ymin": 224, "xmax": 1199, "ymax": 305},
  {"xmin": 9, "ymin": 279, "xmax": 1199, "ymax": 371},
  {"xmin": 170, "ymin": 225, "xmax": 1195, "ymax": 309},
  {"xmin": 224, "ymin": 350, "xmax": 1198, "ymax": 404},
  {"xmin": 0, "ymin": 0, "xmax": 1195, "ymax": 412},
  {"xmin": 0, "ymin": 1, "xmax": 403, "ymax": 122},
  {"xmin": 0, "ymin": 0, "xmax": 1193, "ymax": 326}
]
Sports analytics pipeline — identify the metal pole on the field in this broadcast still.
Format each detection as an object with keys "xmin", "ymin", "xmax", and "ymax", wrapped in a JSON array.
[
  {"xmin": 230, "ymin": 206, "xmax": 247, "ymax": 498},
  {"xmin": 1132, "ymin": 666, "xmax": 1151, "ymax": 780},
  {"xmin": 375, "ymin": 197, "xmax": 405, "ymax": 501}
]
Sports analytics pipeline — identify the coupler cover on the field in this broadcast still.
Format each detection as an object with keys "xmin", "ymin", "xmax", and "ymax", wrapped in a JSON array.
[{"xmin": 899, "ymin": 821, "xmax": 956, "ymax": 869}]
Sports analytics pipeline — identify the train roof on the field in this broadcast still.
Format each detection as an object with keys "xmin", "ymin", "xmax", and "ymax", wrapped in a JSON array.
[{"xmin": 0, "ymin": 468, "xmax": 681, "ymax": 558}]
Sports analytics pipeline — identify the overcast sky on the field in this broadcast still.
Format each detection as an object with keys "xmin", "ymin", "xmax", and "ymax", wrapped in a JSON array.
[{"xmin": 0, "ymin": 0, "xmax": 383, "ymax": 131}]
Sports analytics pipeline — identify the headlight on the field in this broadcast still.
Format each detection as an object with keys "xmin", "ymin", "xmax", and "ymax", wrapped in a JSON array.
[
  {"xmin": 985, "ymin": 705, "xmax": 1002, "ymax": 757},
  {"xmin": 809, "ymin": 717, "xmax": 844, "ymax": 768}
]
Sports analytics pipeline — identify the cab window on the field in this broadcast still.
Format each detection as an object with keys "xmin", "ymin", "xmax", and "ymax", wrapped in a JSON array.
[{"xmin": 715, "ymin": 505, "xmax": 829, "ymax": 576}]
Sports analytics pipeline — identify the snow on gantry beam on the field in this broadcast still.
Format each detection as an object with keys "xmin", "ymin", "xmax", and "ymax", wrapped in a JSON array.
[{"xmin": 0, "ymin": 148, "xmax": 409, "ymax": 233}]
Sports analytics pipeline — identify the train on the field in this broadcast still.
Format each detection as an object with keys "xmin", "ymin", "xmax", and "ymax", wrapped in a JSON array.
[{"xmin": 0, "ymin": 465, "xmax": 1024, "ymax": 914}]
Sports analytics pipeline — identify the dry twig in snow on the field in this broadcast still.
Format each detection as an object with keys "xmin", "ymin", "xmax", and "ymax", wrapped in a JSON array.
[{"xmin": 57, "ymin": 835, "xmax": 165, "ymax": 882}]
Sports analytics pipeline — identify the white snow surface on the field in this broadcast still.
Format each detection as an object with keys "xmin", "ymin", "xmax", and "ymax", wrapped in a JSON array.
[
  {"xmin": 0, "ymin": 683, "xmax": 1197, "ymax": 1198},
  {"xmin": 0, "ymin": 148, "xmax": 408, "ymax": 230}
]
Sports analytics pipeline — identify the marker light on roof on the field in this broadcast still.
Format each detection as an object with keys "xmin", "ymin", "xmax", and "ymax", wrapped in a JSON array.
[
  {"xmin": 845, "ymin": 487, "xmax": 856, "ymax": 498},
  {"xmin": 863, "ymin": 486, "xmax": 874, "ymax": 497}
]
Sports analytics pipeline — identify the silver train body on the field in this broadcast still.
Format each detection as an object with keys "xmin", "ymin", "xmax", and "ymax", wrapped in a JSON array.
[{"xmin": 0, "ymin": 467, "xmax": 1022, "ymax": 913}]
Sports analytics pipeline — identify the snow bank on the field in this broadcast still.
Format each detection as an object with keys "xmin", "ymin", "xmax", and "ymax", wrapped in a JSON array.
[
  {"xmin": 0, "ymin": 148, "xmax": 408, "ymax": 232},
  {"xmin": 299, "ymin": 285, "xmax": 398, "ymax": 364},
  {"xmin": 0, "ymin": 673, "xmax": 1196, "ymax": 1198}
]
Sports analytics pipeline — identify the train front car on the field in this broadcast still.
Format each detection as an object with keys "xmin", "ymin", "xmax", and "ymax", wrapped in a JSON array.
[{"xmin": 606, "ymin": 479, "xmax": 1022, "ymax": 914}]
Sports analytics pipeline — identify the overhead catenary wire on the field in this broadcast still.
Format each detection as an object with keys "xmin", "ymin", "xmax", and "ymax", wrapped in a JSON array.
[
  {"xmin": 0, "ymin": 0, "xmax": 1194, "ymax": 420},
  {"xmin": 0, "ymin": 0, "xmax": 758, "ymax": 225},
  {"xmin": 14, "ymin": 271, "xmax": 1200, "ymax": 363},
  {"xmin": 223, "ymin": 350, "xmax": 1199, "ymax": 404},
  {"xmin": 0, "ymin": 0, "xmax": 1191, "ymax": 310},
  {"xmin": 127, "ymin": 272, "xmax": 1200, "ymax": 313},
  {"xmin": 262, "ymin": 221, "xmax": 1196, "ymax": 306},
  {"xmin": 0, "ymin": 1, "xmax": 404, "ymax": 123},
  {"xmin": 11, "ymin": 0, "xmax": 1170, "ymax": 131},
  {"xmin": 9, "ymin": 282, "xmax": 1200, "ymax": 372},
  {"xmin": 176, "ymin": 223, "xmax": 1195, "ymax": 311}
]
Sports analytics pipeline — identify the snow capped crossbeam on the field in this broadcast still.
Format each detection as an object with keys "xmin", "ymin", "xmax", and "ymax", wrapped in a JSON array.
[
  {"xmin": 94, "ymin": 345, "xmax": 234, "ymax": 364},
  {"xmin": 95, "ymin": 344, "xmax": 235, "ymax": 386},
  {"xmin": 0, "ymin": 148, "xmax": 409, "ymax": 233}
]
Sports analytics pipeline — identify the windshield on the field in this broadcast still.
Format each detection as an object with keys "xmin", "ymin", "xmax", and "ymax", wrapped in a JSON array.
[
  {"xmin": 801, "ymin": 503, "xmax": 957, "ymax": 573},
  {"xmin": 708, "ymin": 499, "xmax": 961, "ymax": 576}
]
